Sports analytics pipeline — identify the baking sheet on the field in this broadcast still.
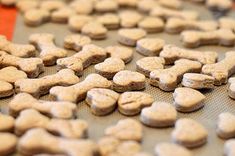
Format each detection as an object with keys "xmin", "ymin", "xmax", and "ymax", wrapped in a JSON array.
[{"xmin": 1, "ymin": 2, "xmax": 235, "ymax": 156}]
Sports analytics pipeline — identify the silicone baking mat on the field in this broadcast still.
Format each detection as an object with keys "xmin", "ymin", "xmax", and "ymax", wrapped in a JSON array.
[{"xmin": 1, "ymin": 1, "xmax": 235, "ymax": 156}]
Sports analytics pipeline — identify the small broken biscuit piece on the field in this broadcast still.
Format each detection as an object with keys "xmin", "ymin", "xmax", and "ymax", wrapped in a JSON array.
[
  {"xmin": 202, "ymin": 51, "xmax": 235, "ymax": 85},
  {"xmin": 217, "ymin": 112, "xmax": 235, "ymax": 139},
  {"xmin": 68, "ymin": 15, "xmax": 93, "ymax": 32},
  {"xmin": 182, "ymin": 73, "xmax": 214, "ymax": 89},
  {"xmin": 181, "ymin": 29, "xmax": 235, "ymax": 48},
  {"xmin": 105, "ymin": 118, "xmax": 143, "ymax": 142},
  {"xmin": 69, "ymin": 0, "xmax": 93, "ymax": 15},
  {"xmin": 173, "ymin": 87, "xmax": 206, "ymax": 113},
  {"xmin": 119, "ymin": 10, "xmax": 143, "ymax": 28},
  {"xmin": 140, "ymin": 102, "xmax": 177, "ymax": 127},
  {"xmin": 155, "ymin": 143, "xmax": 192, "ymax": 156},
  {"xmin": 159, "ymin": 44, "xmax": 218, "ymax": 65},
  {"xmin": 136, "ymin": 38, "xmax": 165, "ymax": 56},
  {"xmin": 118, "ymin": 28, "xmax": 147, "ymax": 46},
  {"xmin": 172, "ymin": 118, "xmax": 208, "ymax": 148},
  {"xmin": 9, "ymin": 93, "xmax": 77, "ymax": 119},
  {"xmin": 136, "ymin": 57, "xmax": 165, "ymax": 77},
  {"xmin": 0, "ymin": 113, "xmax": 15, "ymax": 132},
  {"xmin": 63, "ymin": 34, "xmax": 91, "ymax": 51},
  {"xmin": 29, "ymin": 33, "xmax": 68, "ymax": 66},
  {"xmin": 118, "ymin": 92, "xmax": 154, "ymax": 116},
  {"xmin": 165, "ymin": 18, "xmax": 218, "ymax": 34},
  {"xmin": 18, "ymin": 128, "xmax": 99, "ymax": 156},
  {"xmin": 150, "ymin": 59, "xmax": 202, "ymax": 91},
  {"xmin": 50, "ymin": 74, "xmax": 112, "ymax": 103},
  {"xmin": 0, "ymin": 35, "xmax": 36, "ymax": 58},
  {"xmin": 0, "ymin": 67, "xmax": 27, "ymax": 84},
  {"xmin": 24, "ymin": 8, "xmax": 50, "ymax": 27},
  {"xmin": 0, "ymin": 133, "xmax": 17, "ymax": 156},
  {"xmin": 106, "ymin": 45, "xmax": 133, "ymax": 64},
  {"xmin": 206, "ymin": 0, "xmax": 232, "ymax": 11},
  {"xmin": 96, "ymin": 13, "xmax": 120, "ymax": 30},
  {"xmin": 16, "ymin": 0, "xmax": 40, "ymax": 13},
  {"xmin": 0, "ymin": 81, "xmax": 14, "ymax": 98},
  {"xmin": 138, "ymin": 17, "xmax": 164, "ymax": 33},
  {"xmin": 51, "ymin": 7, "xmax": 76, "ymax": 23},
  {"xmin": 94, "ymin": 0, "xmax": 118, "ymax": 12},
  {"xmin": 95, "ymin": 58, "xmax": 125, "ymax": 79},
  {"xmin": 0, "ymin": 51, "xmax": 44, "ymax": 78},
  {"xmin": 86, "ymin": 88, "xmax": 119, "ymax": 116},
  {"xmin": 219, "ymin": 17, "xmax": 235, "ymax": 32},
  {"xmin": 15, "ymin": 69, "xmax": 79, "ymax": 98},
  {"xmin": 113, "ymin": 70, "xmax": 146, "ymax": 92},
  {"xmin": 15, "ymin": 109, "xmax": 88, "ymax": 138},
  {"xmin": 40, "ymin": 0, "xmax": 65, "ymax": 12}
]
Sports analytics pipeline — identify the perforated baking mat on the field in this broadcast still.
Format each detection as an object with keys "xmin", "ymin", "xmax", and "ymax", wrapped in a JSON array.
[{"xmin": 1, "ymin": 2, "xmax": 235, "ymax": 156}]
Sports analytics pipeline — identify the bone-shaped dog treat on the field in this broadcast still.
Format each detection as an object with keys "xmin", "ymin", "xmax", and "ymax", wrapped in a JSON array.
[
  {"xmin": 15, "ymin": 109, "xmax": 88, "ymax": 138},
  {"xmin": 0, "ymin": 51, "xmax": 44, "ymax": 78},
  {"xmin": 50, "ymin": 74, "xmax": 112, "ymax": 103},
  {"xmin": 0, "ymin": 113, "xmax": 15, "ymax": 132},
  {"xmin": 69, "ymin": 0, "xmax": 93, "ymax": 15},
  {"xmin": 40, "ymin": 0, "xmax": 65, "ymax": 12},
  {"xmin": 24, "ymin": 8, "xmax": 50, "ymax": 27},
  {"xmin": 16, "ymin": 0, "xmax": 40, "ymax": 13},
  {"xmin": 57, "ymin": 44, "xmax": 107, "ymax": 75},
  {"xmin": 165, "ymin": 18, "xmax": 218, "ymax": 34},
  {"xmin": 150, "ymin": 6, "xmax": 198, "ymax": 20},
  {"xmin": 159, "ymin": 45, "xmax": 218, "ymax": 65},
  {"xmin": 181, "ymin": 29, "xmax": 235, "ymax": 48},
  {"xmin": 0, "ymin": 81, "xmax": 13, "ymax": 98},
  {"xmin": 219, "ymin": 18, "xmax": 235, "ymax": 32},
  {"xmin": 0, "ymin": 35, "xmax": 36, "ymax": 58},
  {"xmin": 63, "ymin": 34, "xmax": 91, "ymax": 51},
  {"xmin": 9, "ymin": 93, "xmax": 77, "ymax": 119},
  {"xmin": 202, "ymin": 52, "xmax": 235, "ymax": 85},
  {"xmin": 157, "ymin": 0, "xmax": 182, "ymax": 10},
  {"xmin": 51, "ymin": 7, "xmax": 76, "ymax": 23},
  {"xmin": 0, "ymin": 133, "xmax": 18, "ymax": 156},
  {"xmin": 0, "ymin": 0, "xmax": 16, "ymax": 6},
  {"xmin": 15, "ymin": 69, "xmax": 79, "ymax": 98},
  {"xmin": 224, "ymin": 139, "xmax": 235, "ymax": 156},
  {"xmin": 29, "ymin": 33, "xmax": 68, "ymax": 66},
  {"xmin": 18, "ymin": 128, "xmax": 99, "ymax": 156},
  {"xmin": 228, "ymin": 78, "xmax": 235, "ymax": 99},
  {"xmin": 150, "ymin": 59, "xmax": 202, "ymax": 91},
  {"xmin": 206, "ymin": 0, "xmax": 232, "ymax": 11},
  {"xmin": 0, "ymin": 66, "xmax": 27, "ymax": 84}
]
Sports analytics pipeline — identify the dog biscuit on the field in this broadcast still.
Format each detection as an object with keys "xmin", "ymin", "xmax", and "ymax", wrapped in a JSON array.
[
  {"xmin": 50, "ymin": 74, "xmax": 112, "ymax": 103},
  {"xmin": 68, "ymin": 15, "xmax": 93, "ymax": 32},
  {"xmin": 86, "ymin": 88, "xmax": 119, "ymax": 116},
  {"xmin": 51, "ymin": 7, "xmax": 76, "ymax": 23},
  {"xmin": 16, "ymin": 0, "xmax": 39, "ymax": 13},
  {"xmin": 138, "ymin": 17, "xmax": 164, "ymax": 33},
  {"xmin": 150, "ymin": 59, "xmax": 202, "ymax": 91},
  {"xmin": 159, "ymin": 44, "xmax": 218, "ymax": 65},
  {"xmin": 15, "ymin": 69, "xmax": 79, "ymax": 98},
  {"xmin": 118, "ymin": 91, "xmax": 154, "ymax": 116},
  {"xmin": 136, "ymin": 57, "xmax": 165, "ymax": 77},
  {"xmin": 224, "ymin": 139, "xmax": 235, "ymax": 156},
  {"xmin": 96, "ymin": 13, "xmax": 120, "ymax": 30},
  {"xmin": 0, "ymin": 66, "xmax": 27, "ymax": 84},
  {"xmin": 9, "ymin": 93, "xmax": 77, "ymax": 119},
  {"xmin": 24, "ymin": 8, "xmax": 50, "ymax": 27},
  {"xmin": 117, "ymin": 0, "xmax": 138, "ymax": 7},
  {"xmin": 219, "ymin": 17, "xmax": 235, "ymax": 31},
  {"xmin": 206, "ymin": 0, "xmax": 232, "ymax": 11},
  {"xmin": 155, "ymin": 143, "xmax": 192, "ymax": 156},
  {"xmin": 94, "ymin": 0, "xmax": 118, "ymax": 12},
  {"xmin": 157, "ymin": 0, "xmax": 182, "ymax": 10},
  {"xmin": 64, "ymin": 34, "xmax": 91, "ymax": 52},
  {"xmin": 105, "ymin": 118, "xmax": 143, "ymax": 142},
  {"xmin": 0, "ymin": 0, "xmax": 16, "ymax": 6},
  {"xmin": 137, "ymin": 0, "xmax": 158, "ymax": 13},
  {"xmin": 0, "ymin": 133, "xmax": 17, "ymax": 156},
  {"xmin": 0, "ymin": 81, "xmax": 14, "ymax": 98},
  {"xmin": 217, "ymin": 112, "xmax": 235, "ymax": 139},
  {"xmin": 119, "ymin": 10, "xmax": 143, "ymax": 28},
  {"xmin": 40, "ymin": 0, "xmax": 65, "ymax": 12},
  {"xmin": 0, "ymin": 51, "xmax": 44, "ymax": 78},
  {"xmin": 0, "ymin": 113, "xmax": 14, "ymax": 132},
  {"xmin": 228, "ymin": 78, "xmax": 235, "ymax": 99},
  {"xmin": 69, "ymin": 0, "xmax": 93, "ymax": 14}
]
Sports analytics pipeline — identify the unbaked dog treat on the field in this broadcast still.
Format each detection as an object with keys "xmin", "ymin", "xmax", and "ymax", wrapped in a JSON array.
[
  {"xmin": 0, "ymin": 133, "xmax": 17, "ymax": 156},
  {"xmin": 181, "ymin": 29, "xmax": 235, "ymax": 48},
  {"xmin": 0, "ymin": 35, "xmax": 36, "ymax": 58},
  {"xmin": 119, "ymin": 10, "xmax": 143, "ymax": 28},
  {"xmin": 157, "ymin": 0, "xmax": 182, "ymax": 10},
  {"xmin": 95, "ymin": 58, "xmax": 125, "ymax": 79},
  {"xmin": 81, "ymin": 21, "xmax": 108, "ymax": 40},
  {"xmin": 105, "ymin": 118, "xmax": 143, "ymax": 142},
  {"xmin": 206, "ymin": 0, "xmax": 232, "ymax": 11},
  {"xmin": 217, "ymin": 112, "xmax": 235, "ymax": 139},
  {"xmin": 18, "ymin": 128, "xmax": 99, "ymax": 156},
  {"xmin": 136, "ymin": 57, "xmax": 165, "ymax": 77},
  {"xmin": 118, "ymin": 28, "xmax": 147, "ymax": 46},
  {"xmin": 140, "ymin": 102, "xmax": 177, "ymax": 127},
  {"xmin": 118, "ymin": 92, "xmax": 154, "ymax": 116},
  {"xmin": 94, "ymin": 0, "xmax": 118, "ymax": 12},
  {"xmin": 172, "ymin": 118, "xmax": 208, "ymax": 148},
  {"xmin": 159, "ymin": 44, "xmax": 218, "ymax": 65},
  {"xmin": 0, "ymin": 66, "xmax": 27, "ymax": 84},
  {"xmin": 63, "ymin": 34, "xmax": 91, "ymax": 51},
  {"xmin": 40, "ymin": 0, "xmax": 65, "ymax": 12},
  {"xmin": 86, "ymin": 88, "xmax": 119, "ymax": 116},
  {"xmin": 165, "ymin": 18, "xmax": 218, "ymax": 34},
  {"xmin": 137, "ymin": 0, "xmax": 158, "ymax": 13},
  {"xmin": 68, "ymin": 15, "xmax": 93, "ymax": 32},
  {"xmin": 150, "ymin": 59, "xmax": 202, "ymax": 91},
  {"xmin": 202, "ymin": 51, "xmax": 235, "ymax": 85},
  {"xmin": 0, "ymin": 113, "xmax": 14, "ymax": 132},
  {"xmin": 138, "ymin": 17, "xmax": 164, "ymax": 33},
  {"xmin": 96, "ymin": 13, "xmax": 120, "ymax": 30},
  {"xmin": 16, "ymin": 0, "xmax": 40, "ymax": 13},
  {"xmin": 106, "ymin": 45, "xmax": 133, "ymax": 63},
  {"xmin": 29, "ymin": 33, "xmax": 68, "ymax": 66},
  {"xmin": 182, "ymin": 73, "xmax": 215, "ymax": 89},
  {"xmin": 57, "ymin": 44, "xmax": 107, "ymax": 75},
  {"xmin": 9, "ymin": 93, "xmax": 77, "ymax": 119},
  {"xmin": 15, "ymin": 109, "xmax": 88, "ymax": 138},
  {"xmin": 0, "ymin": 51, "xmax": 44, "ymax": 78},
  {"xmin": 69, "ymin": 0, "xmax": 94, "ymax": 14},
  {"xmin": 136, "ymin": 38, "xmax": 165, "ymax": 56},
  {"xmin": 50, "ymin": 74, "xmax": 112, "ymax": 103},
  {"xmin": 155, "ymin": 143, "xmax": 192, "ymax": 156},
  {"xmin": 219, "ymin": 17, "xmax": 235, "ymax": 31},
  {"xmin": 51, "ymin": 7, "xmax": 76, "ymax": 23},
  {"xmin": 150, "ymin": 6, "xmax": 198, "ymax": 20},
  {"xmin": 0, "ymin": 81, "xmax": 14, "ymax": 98},
  {"xmin": 15, "ymin": 69, "xmax": 79, "ymax": 98},
  {"xmin": 113, "ymin": 70, "xmax": 146, "ymax": 92},
  {"xmin": 173, "ymin": 87, "xmax": 206, "ymax": 112},
  {"xmin": 24, "ymin": 8, "xmax": 50, "ymax": 27}
]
